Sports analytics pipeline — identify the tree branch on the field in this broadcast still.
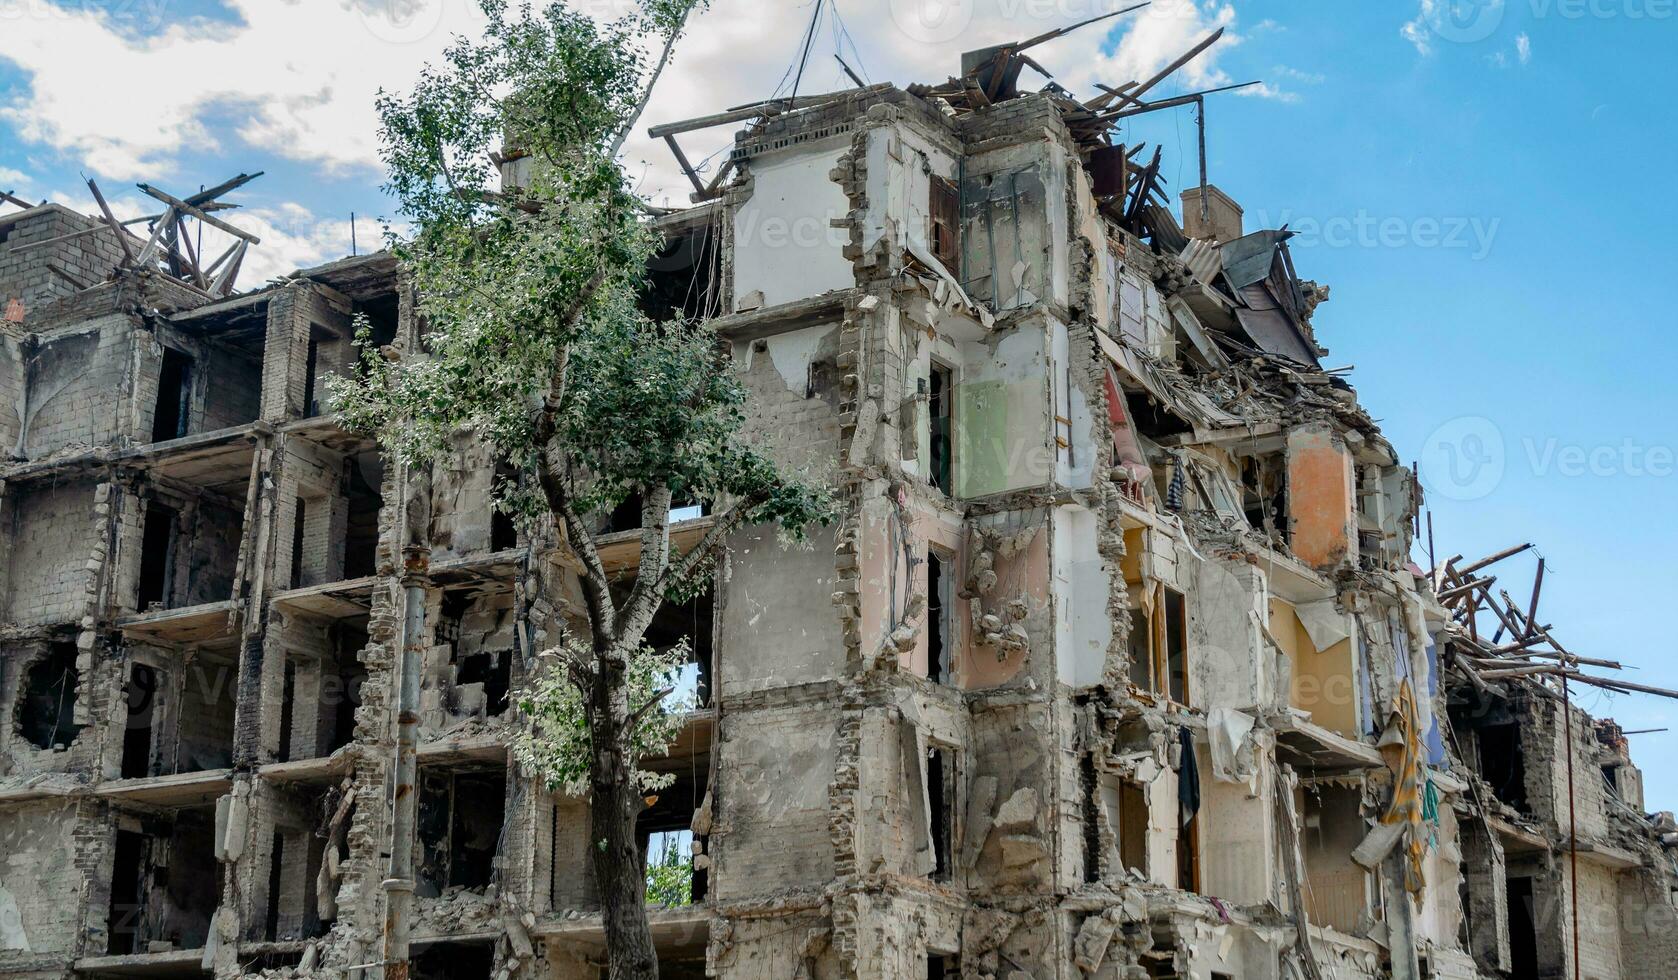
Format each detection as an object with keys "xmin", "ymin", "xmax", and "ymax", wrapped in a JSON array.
[
  {"xmin": 608, "ymin": 16, "xmax": 689, "ymax": 160},
  {"xmin": 538, "ymin": 463, "xmax": 617, "ymax": 643},
  {"xmin": 649, "ymin": 497, "xmax": 756, "ymax": 603},
  {"xmin": 616, "ymin": 484, "xmax": 675, "ymax": 645},
  {"xmin": 626, "ymin": 685, "xmax": 675, "ymax": 733}
]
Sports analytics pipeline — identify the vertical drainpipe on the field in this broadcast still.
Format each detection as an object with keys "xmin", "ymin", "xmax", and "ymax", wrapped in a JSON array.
[{"xmin": 382, "ymin": 464, "xmax": 430, "ymax": 980}]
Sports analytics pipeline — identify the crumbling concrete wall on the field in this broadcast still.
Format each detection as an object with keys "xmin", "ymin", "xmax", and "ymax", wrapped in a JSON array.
[
  {"xmin": 729, "ymin": 140, "xmax": 854, "ymax": 311},
  {"xmin": 710, "ymin": 699, "xmax": 837, "ymax": 901},
  {"xmin": 718, "ymin": 523, "xmax": 844, "ymax": 696},
  {"xmin": 0, "ymin": 800, "xmax": 81, "ymax": 963}
]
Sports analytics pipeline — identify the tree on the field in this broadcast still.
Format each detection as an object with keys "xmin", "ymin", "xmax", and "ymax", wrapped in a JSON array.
[{"xmin": 333, "ymin": 2, "xmax": 831, "ymax": 976}]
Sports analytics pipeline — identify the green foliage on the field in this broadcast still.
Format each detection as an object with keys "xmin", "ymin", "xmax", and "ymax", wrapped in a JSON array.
[
  {"xmin": 329, "ymin": 0, "xmax": 830, "ymax": 543},
  {"xmin": 643, "ymin": 832, "xmax": 694, "ymax": 908},
  {"xmin": 511, "ymin": 638, "xmax": 690, "ymax": 797}
]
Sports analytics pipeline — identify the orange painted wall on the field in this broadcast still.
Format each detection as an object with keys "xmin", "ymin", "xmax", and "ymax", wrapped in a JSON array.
[{"xmin": 1286, "ymin": 425, "xmax": 1357, "ymax": 569}]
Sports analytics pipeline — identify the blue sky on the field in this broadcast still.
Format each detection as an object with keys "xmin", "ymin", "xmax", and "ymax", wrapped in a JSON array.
[{"xmin": 5, "ymin": 0, "xmax": 1677, "ymax": 802}]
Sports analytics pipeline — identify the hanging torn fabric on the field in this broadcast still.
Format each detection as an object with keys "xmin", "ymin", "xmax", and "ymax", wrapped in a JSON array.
[
  {"xmin": 1206, "ymin": 707, "xmax": 1257, "ymax": 788},
  {"xmin": 1377, "ymin": 679, "xmax": 1427, "ymax": 896},
  {"xmin": 1178, "ymin": 726, "xmax": 1201, "ymax": 826}
]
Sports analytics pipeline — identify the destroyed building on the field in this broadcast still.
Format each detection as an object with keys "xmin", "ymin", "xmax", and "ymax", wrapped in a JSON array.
[{"xmin": 5, "ymin": 31, "xmax": 1678, "ymax": 980}]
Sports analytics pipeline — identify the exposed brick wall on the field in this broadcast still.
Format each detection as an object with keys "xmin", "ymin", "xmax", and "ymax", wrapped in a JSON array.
[
  {"xmin": 2, "ymin": 481, "xmax": 96, "ymax": 625},
  {"xmin": 0, "ymin": 206, "xmax": 132, "ymax": 314}
]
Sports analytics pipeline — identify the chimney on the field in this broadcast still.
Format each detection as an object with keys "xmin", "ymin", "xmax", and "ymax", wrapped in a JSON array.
[{"xmin": 1181, "ymin": 185, "xmax": 1243, "ymax": 243}]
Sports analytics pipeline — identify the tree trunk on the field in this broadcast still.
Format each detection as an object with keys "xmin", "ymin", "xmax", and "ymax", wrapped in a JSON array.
[{"xmin": 589, "ymin": 645, "xmax": 659, "ymax": 980}]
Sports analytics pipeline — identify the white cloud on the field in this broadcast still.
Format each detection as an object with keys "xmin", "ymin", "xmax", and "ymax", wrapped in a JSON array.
[
  {"xmin": 1401, "ymin": 0, "xmax": 1438, "ymax": 55},
  {"xmin": 1516, "ymin": 32, "xmax": 1531, "ymax": 65},
  {"xmin": 0, "ymin": 0, "xmax": 493, "ymax": 179},
  {"xmin": 1270, "ymin": 65, "xmax": 1324, "ymax": 86},
  {"xmin": 5, "ymin": 0, "xmax": 1288, "ymax": 262}
]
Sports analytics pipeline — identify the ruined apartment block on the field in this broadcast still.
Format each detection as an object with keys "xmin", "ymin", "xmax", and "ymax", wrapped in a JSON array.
[{"xmin": 5, "ymin": 50, "xmax": 1678, "ymax": 980}]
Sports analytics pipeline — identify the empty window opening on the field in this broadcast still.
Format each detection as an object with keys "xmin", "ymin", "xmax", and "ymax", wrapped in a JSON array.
[
  {"xmin": 1080, "ymin": 754, "xmax": 1100, "ymax": 884},
  {"xmin": 927, "ymin": 550, "xmax": 951, "ymax": 683},
  {"xmin": 1118, "ymin": 780, "xmax": 1147, "ymax": 876},
  {"xmin": 1177, "ymin": 810, "xmax": 1200, "ymax": 893},
  {"xmin": 327, "ymin": 628, "xmax": 369, "ymax": 754},
  {"xmin": 1164, "ymin": 588, "xmax": 1188, "ymax": 705},
  {"xmin": 637, "ymin": 762, "xmax": 710, "ymax": 905},
  {"xmin": 1300, "ymin": 783, "xmax": 1368, "ymax": 933},
  {"xmin": 344, "ymin": 451, "xmax": 384, "ymax": 580},
  {"xmin": 351, "ymin": 297, "xmax": 401, "ymax": 381},
  {"xmin": 418, "ymin": 768, "xmax": 506, "ymax": 895},
  {"xmin": 302, "ymin": 325, "xmax": 340, "ymax": 418},
  {"xmin": 152, "ymin": 347, "xmax": 194, "ymax": 442},
  {"xmin": 1507, "ymin": 876, "xmax": 1538, "ymax": 978},
  {"xmin": 927, "ymin": 952, "xmax": 961, "ymax": 980},
  {"xmin": 454, "ymin": 648, "xmax": 511, "ymax": 717},
  {"xmin": 490, "ymin": 505, "xmax": 518, "ymax": 552},
  {"xmin": 264, "ymin": 832, "xmax": 286, "ymax": 940},
  {"xmin": 277, "ymin": 660, "xmax": 297, "ymax": 763},
  {"xmin": 642, "ymin": 223, "xmax": 722, "ymax": 322},
  {"xmin": 121, "ymin": 662, "xmax": 160, "ymax": 778},
  {"xmin": 291, "ymin": 497, "xmax": 308, "ymax": 589},
  {"xmin": 260, "ymin": 817, "xmax": 328, "ymax": 942},
  {"xmin": 604, "ymin": 490, "xmax": 711, "ymax": 535},
  {"xmin": 1478, "ymin": 723, "xmax": 1528, "ymax": 813},
  {"xmin": 176, "ymin": 656, "xmax": 236, "ymax": 773},
  {"xmin": 631, "ymin": 582, "xmax": 715, "ymax": 709},
  {"xmin": 413, "ymin": 940, "xmax": 496, "ymax": 980},
  {"xmin": 644, "ymin": 829, "xmax": 694, "ymax": 907},
  {"xmin": 138, "ymin": 501, "xmax": 179, "ymax": 610},
  {"xmin": 438, "ymin": 592, "xmax": 511, "ymax": 721},
  {"xmin": 17, "ymin": 643, "xmax": 83, "ymax": 750},
  {"xmin": 106, "ymin": 810, "xmax": 219, "ymax": 954},
  {"xmin": 1240, "ymin": 453, "xmax": 1289, "ymax": 542},
  {"xmin": 928, "ymin": 746, "xmax": 954, "ymax": 882},
  {"xmin": 928, "ymin": 361, "xmax": 954, "ymax": 495},
  {"xmin": 107, "ymin": 828, "xmax": 149, "ymax": 954}
]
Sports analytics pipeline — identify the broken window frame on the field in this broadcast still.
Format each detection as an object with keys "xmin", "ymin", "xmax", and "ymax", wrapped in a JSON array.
[
  {"xmin": 929, "ymin": 174, "xmax": 960, "ymax": 270},
  {"xmin": 1126, "ymin": 580, "xmax": 1191, "ymax": 708}
]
